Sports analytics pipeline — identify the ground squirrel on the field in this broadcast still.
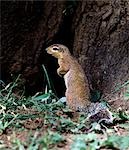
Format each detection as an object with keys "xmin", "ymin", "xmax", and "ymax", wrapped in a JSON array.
[{"xmin": 46, "ymin": 44, "xmax": 113, "ymax": 123}]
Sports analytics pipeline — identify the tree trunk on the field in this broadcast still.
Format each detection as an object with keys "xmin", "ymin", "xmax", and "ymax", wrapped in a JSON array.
[
  {"xmin": 1, "ymin": 1, "xmax": 66, "ymax": 95},
  {"xmin": 72, "ymin": 0, "xmax": 129, "ymax": 110},
  {"xmin": 1, "ymin": 0, "xmax": 129, "ymax": 110}
]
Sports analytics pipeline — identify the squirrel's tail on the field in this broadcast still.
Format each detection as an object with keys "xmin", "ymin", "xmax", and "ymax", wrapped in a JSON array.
[{"xmin": 85, "ymin": 102, "xmax": 113, "ymax": 124}]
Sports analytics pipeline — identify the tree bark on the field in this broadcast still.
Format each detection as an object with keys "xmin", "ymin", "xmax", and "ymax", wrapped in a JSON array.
[
  {"xmin": 1, "ymin": 1, "xmax": 66, "ymax": 95},
  {"xmin": 72, "ymin": 0, "xmax": 129, "ymax": 110}
]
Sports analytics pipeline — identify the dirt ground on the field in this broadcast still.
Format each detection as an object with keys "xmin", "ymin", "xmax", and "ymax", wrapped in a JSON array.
[{"xmin": 0, "ymin": 108, "xmax": 129, "ymax": 150}]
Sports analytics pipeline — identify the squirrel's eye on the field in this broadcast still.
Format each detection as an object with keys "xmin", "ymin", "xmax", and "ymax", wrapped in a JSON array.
[{"xmin": 53, "ymin": 47, "xmax": 59, "ymax": 51}]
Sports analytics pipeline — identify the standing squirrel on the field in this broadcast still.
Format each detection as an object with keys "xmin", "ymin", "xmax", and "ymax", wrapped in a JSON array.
[{"xmin": 46, "ymin": 44, "xmax": 113, "ymax": 123}]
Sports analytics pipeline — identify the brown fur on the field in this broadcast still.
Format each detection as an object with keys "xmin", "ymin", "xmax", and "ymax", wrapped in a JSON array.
[{"xmin": 46, "ymin": 44, "xmax": 91, "ymax": 111}]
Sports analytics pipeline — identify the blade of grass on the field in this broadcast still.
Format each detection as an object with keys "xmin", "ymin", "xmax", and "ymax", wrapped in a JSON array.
[
  {"xmin": 42, "ymin": 65, "xmax": 52, "ymax": 91},
  {"xmin": 42, "ymin": 65, "xmax": 58, "ymax": 96},
  {"xmin": 112, "ymin": 80, "xmax": 129, "ymax": 94},
  {"xmin": 5, "ymin": 74, "xmax": 21, "ymax": 100}
]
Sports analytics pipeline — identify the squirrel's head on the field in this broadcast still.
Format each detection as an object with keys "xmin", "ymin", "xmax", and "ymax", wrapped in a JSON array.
[{"xmin": 46, "ymin": 44, "xmax": 70, "ymax": 58}]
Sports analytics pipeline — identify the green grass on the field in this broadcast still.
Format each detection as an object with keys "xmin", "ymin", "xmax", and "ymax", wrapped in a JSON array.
[{"xmin": 0, "ymin": 68, "xmax": 129, "ymax": 150}]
